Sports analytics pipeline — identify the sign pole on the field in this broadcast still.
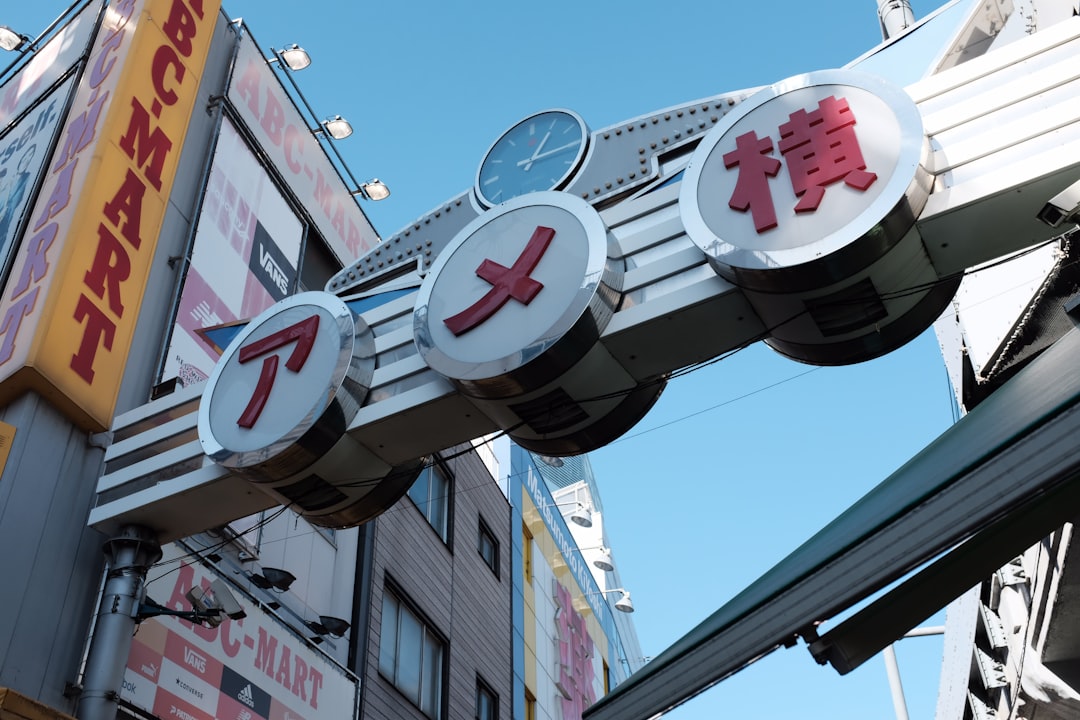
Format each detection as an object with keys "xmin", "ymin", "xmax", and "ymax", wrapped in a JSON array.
[{"xmin": 77, "ymin": 526, "xmax": 161, "ymax": 720}]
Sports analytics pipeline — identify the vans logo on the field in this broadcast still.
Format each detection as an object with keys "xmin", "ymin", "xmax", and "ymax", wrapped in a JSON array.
[
  {"xmin": 183, "ymin": 646, "xmax": 207, "ymax": 673},
  {"xmin": 247, "ymin": 221, "xmax": 295, "ymax": 302}
]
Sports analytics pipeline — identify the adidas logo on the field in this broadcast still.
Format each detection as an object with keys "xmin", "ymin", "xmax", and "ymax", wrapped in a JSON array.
[{"xmin": 237, "ymin": 683, "xmax": 255, "ymax": 708}]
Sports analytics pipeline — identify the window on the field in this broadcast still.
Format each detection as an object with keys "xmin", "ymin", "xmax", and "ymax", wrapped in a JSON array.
[
  {"xmin": 476, "ymin": 677, "xmax": 498, "ymax": 720},
  {"xmin": 379, "ymin": 587, "xmax": 446, "ymax": 719},
  {"xmin": 524, "ymin": 689, "xmax": 536, "ymax": 720},
  {"xmin": 408, "ymin": 464, "xmax": 451, "ymax": 541},
  {"xmin": 522, "ymin": 523, "xmax": 534, "ymax": 583},
  {"xmin": 478, "ymin": 519, "xmax": 499, "ymax": 577}
]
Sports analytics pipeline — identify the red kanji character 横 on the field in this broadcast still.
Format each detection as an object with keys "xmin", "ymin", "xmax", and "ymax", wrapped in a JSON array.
[
  {"xmin": 723, "ymin": 130, "xmax": 782, "ymax": 233},
  {"xmin": 778, "ymin": 95, "xmax": 877, "ymax": 213}
]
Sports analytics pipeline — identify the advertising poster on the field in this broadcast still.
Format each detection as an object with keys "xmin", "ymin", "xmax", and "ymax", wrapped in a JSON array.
[
  {"xmin": 0, "ymin": 0, "xmax": 98, "ymax": 130},
  {"xmin": 162, "ymin": 117, "xmax": 303, "ymax": 387},
  {"xmin": 0, "ymin": 78, "xmax": 73, "ymax": 280},
  {"xmin": 121, "ymin": 546, "xmax": 358, "ymax": 720}
]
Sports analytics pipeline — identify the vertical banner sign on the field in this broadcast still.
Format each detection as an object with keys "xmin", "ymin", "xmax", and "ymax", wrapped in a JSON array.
[
  {"xmin": 0, "ymin": 0, "xmax": 221, "ymax": 431},
  {"xmin": 227, "ymin": 32, "xmax": 378, "ymax": 264}
]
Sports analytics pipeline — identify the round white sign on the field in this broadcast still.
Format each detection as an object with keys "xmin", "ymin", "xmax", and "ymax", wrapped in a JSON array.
[
  {"xmin": 681, "ymin": 69, "xmax": 929, "ymax": 292},
  {"xmin": 413, "ymin": 192, "xmax": 619, "ymax": 394},
  {"xmin": 198, "ymin": 291, "xmax": 375, "ymax": 479}
]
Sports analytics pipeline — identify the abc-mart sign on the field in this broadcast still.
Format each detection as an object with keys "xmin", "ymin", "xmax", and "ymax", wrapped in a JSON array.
[{"xmin": 121, "ymin": 545, "xmax": 358, "ymax": 720}]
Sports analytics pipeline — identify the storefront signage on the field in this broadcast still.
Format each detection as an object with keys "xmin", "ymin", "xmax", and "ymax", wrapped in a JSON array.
[
  {"xmin": 413, "ymin": 191, "xmax": 615, "ymax": 387},
  {"xmin": 122, "ymin": 548, "xmax": 358, "ymax": 720},
  {"xmin": 0, "ymin": 0, "xmax": 219, "ymax": 430},
  {"xmin": 680, "ymin": 69, "xmax": 929, "ymax": 290},
  {"xmin": 227, "ymin": 33, "xmax": 377, "ymax": 264},
  {"xmin": 198, "ymin": 292, "xmax": 375, "ymax": 482}
]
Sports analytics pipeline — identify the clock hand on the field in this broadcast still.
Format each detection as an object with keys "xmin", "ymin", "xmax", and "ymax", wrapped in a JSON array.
[
  {"xmin": 516, "ymin": 139, "xmax": 581, "ymax": 168},
  {"xmin": 522, "ymin": 131, "xmax": 552, "ymax": 172}
]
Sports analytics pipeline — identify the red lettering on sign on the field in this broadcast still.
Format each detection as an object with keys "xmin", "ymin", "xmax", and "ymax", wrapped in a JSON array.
[
  {"xmin": 443, "ymin": 225, "xmax": 554, "ymax": 336},
  {"xmin": 252, "ymin": 626, "xmax": 323, "ymax": 709},
  {"xmin": 118, "ymin": 98, "xmax": 173, "ymax": 191},
  {"xmin": 151, "ymin": 43, "xmax": 186, "ymax": 106},
  {"xmin": 70, "ymin": 294, "xmax": 116, "ymax": 383},
  {"xmin": 84, "ymin": 224, "xmax": 132, "ymax": 317},
  {"xmin": 102, "ymin": 169, "xmax": 147, "ymax": 249},
  {"xmin": 161, "ymin": 0, "xmax": 199, "ymax": 57},
  {"xmin": 274, "ymin": 644, "xmax": 292, "ymax": 687},
  {"xmin": 723, "ymin": 94, "xmax": 877, "ymax": 233},
  {"xmin": 235, "ymin": 314, "xmax": 320, "ymax": 428},
  {"xmin": 723, "ymin": 131, "xmax": 781, "ymax": 233},
  {"xmin": 778, "ymin": 95, "xmax": 877, "ymax": 212},
  {"xmin": 255, "ymin": 627, "xmax": 278, "ymax": 677}
]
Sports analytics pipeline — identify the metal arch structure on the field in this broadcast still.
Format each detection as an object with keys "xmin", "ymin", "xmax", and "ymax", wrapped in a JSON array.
[{"xmin": 91, "ymin": 2, "xmax": 1080, "ymax": 718}]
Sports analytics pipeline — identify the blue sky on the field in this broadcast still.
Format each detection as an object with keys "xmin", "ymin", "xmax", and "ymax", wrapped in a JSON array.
[{"xmin": 5, "ymin": 1, "xmax": 957, "ymax": 717}]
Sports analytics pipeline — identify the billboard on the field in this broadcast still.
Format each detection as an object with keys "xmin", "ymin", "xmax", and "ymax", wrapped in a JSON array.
[
  {"xmin": 0, "ymin": 78, "xmax": 73, "ymax": 280},
  {"xmin": 0, "ymin": 0, "xmax": 98, "ymax": 130},
  {"xmin": 0, "ymin": 0, "xmax": 219, "ymax": 430},
  {"xmin": 227, "ymin": 31, "xmax": 377, "ymax": 264},
  {"xmin": 122, "ymin": 547, "xmax": 359, "ymax": 720},
  {"xmin": 161, "ymin": 117, "xmax": 303, "ymax": 387}
]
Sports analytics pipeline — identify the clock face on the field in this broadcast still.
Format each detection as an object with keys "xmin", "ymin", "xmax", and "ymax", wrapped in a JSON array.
[{"xmin": 476, "ymin": 109, "xmax": 588, "ymax": 206}]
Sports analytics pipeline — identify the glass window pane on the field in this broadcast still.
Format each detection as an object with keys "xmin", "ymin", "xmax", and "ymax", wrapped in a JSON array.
[
  {"xmin": 422, "ymin": 631, "xmax": 443, "ymax": 719},
  {"xmin": 409, "ymin": 467, "xmax": 430, "ymax": 508},
  {"xmin": 378, "ymin": 593, "xmax": 398, "ymax": 678},
  {"xmin": 397, "ymin": 606, "xmax": 423, "ymax": 703},
  {"xmin": 429, "ymin": 467, "xmax": 448, "ymax": 537},
  {"xmin": 477, "ymin": 685, "xmax": 494, "ymax": 720}
]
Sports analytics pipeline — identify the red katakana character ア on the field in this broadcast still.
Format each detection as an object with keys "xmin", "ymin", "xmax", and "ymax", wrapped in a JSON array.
[
  {"xmin": 778, "ymin": 95, "xmax": 877, "ymax": 213},
  {"xmin": 723, "ymin": 130, "xmax": 783, "ymax": 233}
]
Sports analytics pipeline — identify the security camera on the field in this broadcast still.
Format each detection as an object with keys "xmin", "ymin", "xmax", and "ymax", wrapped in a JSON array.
[
  {"xmin": 186, "ymin": 579, "xmax": 247, "ymax": 627},
  {"xmin": 1037, "ymin": 179, "xmax": 1080, "ymax": 228}
]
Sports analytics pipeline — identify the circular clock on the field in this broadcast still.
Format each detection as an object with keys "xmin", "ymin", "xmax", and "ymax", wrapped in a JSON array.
[{"xmin": 475, "ymin": 109, "xmax": 588, "ymax": 206}]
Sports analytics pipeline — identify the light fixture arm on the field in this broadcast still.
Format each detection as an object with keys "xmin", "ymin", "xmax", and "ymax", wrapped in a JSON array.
[{"xmin": 136, "ymin": 598, "xmax": 221, "ymax": 625}]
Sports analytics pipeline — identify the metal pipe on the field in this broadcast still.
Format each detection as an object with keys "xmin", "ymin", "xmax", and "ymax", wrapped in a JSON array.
[
  {"xmin": 877, "ymin": 0, "xmax": 916, "ymax": 40},
  {"xmin": 71, "ymin": 567, "xmax": 109, "ymax": 694},
  {"xmin": 77, "ymin": 526, "xmax": 162, "ymax": 720},
  {"xmin": 883, "ymin": 644, "xmax": 910, "ymax": 720}
]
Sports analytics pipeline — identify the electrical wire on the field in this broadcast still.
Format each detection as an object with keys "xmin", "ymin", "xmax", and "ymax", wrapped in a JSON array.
[{"xmin": 142, "ymin": 503, "xmax": 293, "ymax": 588}]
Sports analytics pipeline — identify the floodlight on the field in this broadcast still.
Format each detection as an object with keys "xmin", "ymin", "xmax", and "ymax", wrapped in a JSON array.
[
  {"xmin": 321, "ymin": 115, "xmax": 353, "ymax": 140},
  {"xmin": 276, "ymin": 44, "xmax": 310, "ymax": 71},
  {"xmin": 0, "ymin": 26, "xmax": 28, "ymax": 52}
]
